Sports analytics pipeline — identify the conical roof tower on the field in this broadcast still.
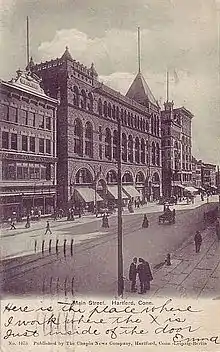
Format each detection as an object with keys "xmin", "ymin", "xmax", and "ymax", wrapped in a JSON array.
[{"xmin": 126, "ymin": 27, "xmax": 157, "ymax": 107}]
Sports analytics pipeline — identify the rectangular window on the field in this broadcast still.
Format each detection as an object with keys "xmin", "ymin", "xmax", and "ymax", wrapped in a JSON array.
[
  {"xmin": 17, "ymin": 163, "xmax": 23, "ymax": 179},
  {"xmin": 99, "ymin": 144, "xmax": 102, "ymax": 159},
  {"xmin": 38, "ymin": 114, "xmax": 44, "ymax": 129},
  {"xmin": 39, "ymin": 138, "xmax": 44, "ymax": 153},
  {"xmin": 0, "ymin": 104, "xmax": 8, "ymax": 121},
  {"xmin": 22, "ymin": 135, "xmax": 28, "ymax": 151},
  {"xmin": 23, "ymin": 164, "xmax": 29, "ymax": 179},
  {"xmin": 46, "ymin": 139, "xmax": 51, "ymax": 154},
  {"xmin": 9, "ymin": 106, "xmax": 17, "ymax": 123},
  {"xmin": 28, "ymin": 112, "xmax": 35, "ymax": 127},
  {"xmin": 29, "ymin": 164, "xmax": 35, "ymax": 179},
  {"xmin": 45, "ymin": 116, "xmax": 51, "ymax": 130},
  {"xmin": 19, "ymin": 110, "xmax": 27, "ymax": 125},
  {"xmin": 30, "ymin": 136, "xmax": 35, "ymax": 152},
  {"xmin": 4, "ymin": 162, "xmax": 16, "ymax": 180},
  {"xmin": 46, "ymin": 164, "xmax": 51, "ymax": 180},
  {"xmin": 11, "ymin": 133, "xmax": 17, "ymax": 150},
  {"xmin": 35, "ymin": 166, "xmax": 40, "ymax": 179},
  {"xmin": 40, "ymin": 165, "xmax": 47, "ymax": 180},
  {"xmin": 2, "ymin": 131, "xmax": 9, "ymax": 149}
]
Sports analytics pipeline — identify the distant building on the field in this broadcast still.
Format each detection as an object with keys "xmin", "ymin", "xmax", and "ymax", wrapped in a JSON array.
[
  {"xmin": 201, "ymin": 162, "xmax": 217, "ymax": 192},
  {"xmin": 191, "ymin": 156, "xmax": 202, "ymax": 189},
  {"xmin": 161, "ymin": 101, "xmax": 193, "ymax": 198},
  {"xmin": 32, "ymin": 47, "xmax": 162, "ymax": 211},
  {"xmin": 0, "ymin": 67, "xmax": 58, "ymax": 220}
]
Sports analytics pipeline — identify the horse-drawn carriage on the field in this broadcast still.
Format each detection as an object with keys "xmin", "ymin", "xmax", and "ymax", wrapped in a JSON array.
[{"xmin": 158, "ymin": 206, "xmax": 175, "ymax": 224}]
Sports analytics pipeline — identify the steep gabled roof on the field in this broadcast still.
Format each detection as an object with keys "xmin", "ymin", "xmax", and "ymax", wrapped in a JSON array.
[
  {"xmin": 61, "ymin": 46, "xmax": 73, "ymax": 61},
  {"xmin": 126, "ymin": 72, "xmax": 158, "ymax": 106}
]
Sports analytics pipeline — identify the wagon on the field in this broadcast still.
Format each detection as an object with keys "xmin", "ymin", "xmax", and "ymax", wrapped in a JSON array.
[{"xmin": 158, "ymin": 210, "xmax": 175, "ymax": 224}]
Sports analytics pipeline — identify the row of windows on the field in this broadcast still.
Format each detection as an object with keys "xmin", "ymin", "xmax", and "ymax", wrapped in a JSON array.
[
  {"xmin": 0, "ymin": 104, "xmax": 52, "ymax": 130},
  {"xmin": 2, "ymin": 161, "xmax": 52, "ymax": 181},
  {"xmin": 73, "ymin": 118, "xmax": 160, "ymax": 166},
  {"xmin": 72, "ymin": 86, "xmax": 160, "ymax": 135},
  {"xmin": 1, "ymin": 131, "xmax": 52, "ymax": 154}
]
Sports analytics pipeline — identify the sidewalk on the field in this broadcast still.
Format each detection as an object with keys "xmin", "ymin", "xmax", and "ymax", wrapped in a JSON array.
[
  {"xmin": 125, "ymin": 224, "xmax": 220, "ymax": 299},
  {"xmin": 1, "ymin": 195, "xmax": 218, "ymax": 237}
]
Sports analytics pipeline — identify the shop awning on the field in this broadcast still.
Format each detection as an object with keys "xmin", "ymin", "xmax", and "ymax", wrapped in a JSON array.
[
  {"xmin": 107, "ymin": 185, "xmax": 128, "ymax": 200},
  {"xmin": 123, "ymin": 185, "xmax": 140, "ymax": 198},
  {"xmin": 75, "ymin": 188, "xmax": 103, "ymax": 203},
  {"xmin": 184, "ymin": 186, "xmax": 198, "ymax": 193}
]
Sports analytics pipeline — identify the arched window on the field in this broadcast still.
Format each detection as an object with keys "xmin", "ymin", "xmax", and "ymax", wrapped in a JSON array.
[
  {"xmin": 80, "ymin": 89, "xmax": 87, "ymax": 109},
  {"xmin": 142, "ymin": 119, "xmax": 145, "ymax": 131},
  {"xmin": 153, "ymin": 117, "xmax": 157, "ymax": 135},
  {"xmin": 106, "ymin": 170, "xmax": 117, "ymax": 184},
  {"xmin": 136, "ymin": 171, "xmax": 145, "ymax": 184},
  {"xmin": 73, "ymin": 86, "xmax": 79, "ymax": 107},
  {"xmin": 137, "ymin": 116, "xmax": 140, "ymax": 129},
  {"xmin": 140, "ymin": 118, "xmax": 143, "ymax": 131},
  {"xmin": 122, "ymin": 133, "xmax": 127, "ymax": 162},
  {"xmin": 152, "ymin": 142, "xmax": 156, "ymax": 165},
  {"xmin": 156, "ymin": 143, "xmax": 160, "ymax": 166},
  {"xmin": 113, "ymin": 130, "xmax": 118, "ymax": 160},
  {"xmin": 128, "ymin": 112, "xmax": 131, "ymax": 126},
  {"xmin": 156, "ymin": 117, "xmax": 160, "ymax": 136},
  {"xmin": 145, "ymin": 121, "xmax": 149, "ymax": 132},
  {"xmin": 88, "ymin": 92, "xmax": 93, "ymax": 111},
  {"xmin": 121, "ymin": 108, "xmax": 124, "ymax": 124},
  {"xmin": 135, "ymin": 137, "xmax": 140, "ymax": 163},
  {"xmin": 141, "ymin": 138, "xmax": 145, "ymax": 164},
  {"xmin": 124, "ymin": 111, "xmax": 127, "ymax": 125},
  {"xmin": 108, "ymin": 102, "xmax": 112, "ymax": 118},
  {"xmin": 134, "ymin": 115, "xmax": 137, "ymax": 128},
  {"xmin": 122, "ymin": 171, "xmax": 133, "ymax": 184},
  {"xmin": 116, "ymin": 106, "xmax": 119, "ymax": 121},
  {"xmin": 112, "ymin": 105, "xmax": 116, "ymax": 120},
  {"xmin": 151, "ymin": 115, "xmax": 154, "ymax": 134},
  {"xmin": 128, "ymin": 135, "xmax": 133, "ymax": 163},
  {"xmin": 75, "ymin": 168, "xmax": 93, "ymax": 184},
  {"xmin": 146, "ymin": 140, "xmax": 149, "ymax": 165},
  {"xmin": 74, "ymin": 118, "xmax": 83, "ymax": 156},
  {"xmin": 85, "ymin": 122, "xmax": 93, "ymax": 157},
  {"xmin": 103, "ymin": 101, "xmax": 108, "ymax": 117},
  {"xmin": 98, "ymin": 98, "xmax": 102, "ymax": 116},
  {"xmin": 105, "ymin": 128, "xmax": 112, "ymax": 160}
]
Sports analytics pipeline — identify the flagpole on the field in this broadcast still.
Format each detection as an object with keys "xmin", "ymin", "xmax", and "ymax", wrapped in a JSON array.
[
  {"xmin": 26, "ymin": 16, "xmax": 30, "ymax": 66},
  {"xmin": 138, "ymin": 27, "xmax": 141, "ymax": 73},
  {"xmin": 166, "ymin": 70, "xmax": 169, "ymax": 102}
]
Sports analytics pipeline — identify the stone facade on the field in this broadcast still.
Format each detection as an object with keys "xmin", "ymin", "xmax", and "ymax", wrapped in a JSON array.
[
  {"xmin": 33, "ymin": 47, "xmax": 162, "ymax": 210},
  {"xmin": 0, "ymin": 68, "xmax": 58, "ymax": 220}
]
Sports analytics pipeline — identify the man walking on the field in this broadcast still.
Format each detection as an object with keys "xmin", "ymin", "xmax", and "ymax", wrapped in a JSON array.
[
  {"xmin": 137, "ymin": 258, "xmax": 153, "ymax": 294},
  {"xmin": 194, "ymin": 231, "xmax": 202, "ymax": 253},
  {"xmin": 129, "ymin": 257, "xmax": 137, "ymax": 292},
  {"xmin": 9, "ymin": 219, "xmax": 16, "ymax": 230},
  {"xmin": 45, "ymin": 221, "xmax": 52, "ymax": 235}
]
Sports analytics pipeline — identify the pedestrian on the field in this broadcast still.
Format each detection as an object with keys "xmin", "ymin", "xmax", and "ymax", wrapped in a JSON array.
[
  {"xmin": 194, "ymin": 231, "xmax": 202, "ymax": 253},
  {"xmin": 142, "ymin": 214, "xmax": 149, "ymax": 228},
  {"xmin": 45, "ymin": 221, "xmax": 52, "ymax": 235},
  {"xmin": 9, "ymin": 220, "xmax": 16, "ymax": 230},
  {"xmin": 102, "ymin": 213, "xmax": 109, "ymax": 228},
  {"xmin": 216, "ymin": 219, "xmax": 220, "ymax": 240},
  {"xmin": 129, "ymin": 257, "xmax": 137, "ymax": 292},
  {"xmin": 137, "ymin": 258, "xmax": 153, "ymax": 294},
  {"xmin": 25, "ymin": 215, "xmax": 30, "ymax": 228}
]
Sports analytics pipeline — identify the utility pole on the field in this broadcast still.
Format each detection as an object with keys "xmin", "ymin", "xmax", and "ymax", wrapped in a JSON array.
[{"xmin": 117, "ymin": 113, "xmax": 123, "ymax": 297}]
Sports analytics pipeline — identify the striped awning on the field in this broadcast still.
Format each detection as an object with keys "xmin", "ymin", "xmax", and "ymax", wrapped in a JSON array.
[
  {"xmin": 107, "ymin": 185, "xmax": 128, "ymax": 200},
  {"xmin": 123, "ymin": 185, "xmax": 140, "ymax": 198},
  {"xmin": 75, "ymin": 187, "xmax": 103, "ymax": 203}
]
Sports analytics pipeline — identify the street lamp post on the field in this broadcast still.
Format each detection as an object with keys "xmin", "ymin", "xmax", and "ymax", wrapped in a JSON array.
[{"xmin": 117, "ymin": 114, "xmax": 124, "ymax": 297}]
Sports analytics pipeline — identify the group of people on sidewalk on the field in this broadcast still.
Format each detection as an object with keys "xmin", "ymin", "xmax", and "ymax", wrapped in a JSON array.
[{"xmin": 129, "ymin": 257, "xmax": 153, "ymax": 294}]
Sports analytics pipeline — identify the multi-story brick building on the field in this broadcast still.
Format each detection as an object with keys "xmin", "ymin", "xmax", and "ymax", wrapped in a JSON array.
[
  {"xmin": 161, "ymin": 101, "xmax": 193, "ymax": 198},
  {"xmin": 201, "ymin": 162, "xmax": 217, "ymax": 191},
  {"xmin": 33, "ymin": 47, "xmax": 162, "ymax": 211},
  {"xmin": 0, "ymin": 67, "xmax": 58, "ymax": 220},
  {"xmin": 191, "ymin": 156, "xmax": 202, "ymax": 189}
]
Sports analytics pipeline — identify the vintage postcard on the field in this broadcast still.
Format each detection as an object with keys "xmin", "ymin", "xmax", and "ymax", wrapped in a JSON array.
[{"xmin": 0, "ymin": 0, "xmax": 220, "ymax": 351}]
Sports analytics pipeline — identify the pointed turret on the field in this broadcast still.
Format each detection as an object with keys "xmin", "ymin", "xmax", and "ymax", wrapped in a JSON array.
[
  {"xmin": 90, "ymin": 62, "xmax": 98, "ymax": 79},
  {"xmin": 126, "ymin": 27, "xmax": 158, "ymax": 107},
  {"xmin": 61, "ymin": 46, "xmax": 73, "ymax": 61},
  {"xmin": 126, "ymin": 72, "xmax": 158, "ymax": 106}
]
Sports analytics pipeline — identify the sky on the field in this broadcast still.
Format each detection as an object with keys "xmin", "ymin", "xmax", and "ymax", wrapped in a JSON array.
[{"xmin": 0, "ymin": 0, "xmax": 219, "ymax": 165}]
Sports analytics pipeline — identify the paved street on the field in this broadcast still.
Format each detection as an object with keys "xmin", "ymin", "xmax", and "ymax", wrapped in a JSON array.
[{"xmin": 1, "ymin": 196, "xmax": 219, "ymax": 298}]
